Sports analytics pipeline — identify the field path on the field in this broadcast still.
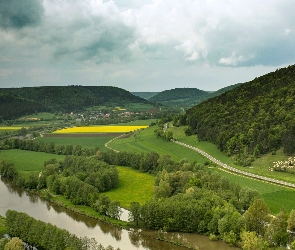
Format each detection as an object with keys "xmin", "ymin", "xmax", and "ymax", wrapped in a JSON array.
[
  {"xmin": 172, "ymin": 140, "xmax": 295, "ymax": 189},
  {"xmin": 104, "ymin": 134, "xmax": 127, "ymax": 152}
]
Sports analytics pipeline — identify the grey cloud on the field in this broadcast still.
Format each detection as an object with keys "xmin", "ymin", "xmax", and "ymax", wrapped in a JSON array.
[
  {"xmin": 195, "ymin": 13, "xmax": 295, "ymax": 67},
  {"xmin": 0, "ymin": 0, "xmax": 44, "ymax": 29},
  {"xmin": 47, "ymin": 16, "xmax": 137, "ymax": 64}
]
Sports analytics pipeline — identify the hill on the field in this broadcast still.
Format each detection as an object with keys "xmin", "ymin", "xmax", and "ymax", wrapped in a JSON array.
[
  {"xmin": 148, "ymin": 88, "xmax": 210, "ymax": 106},
  {"xmin": 184, "ymin": 65, "xmax": 295, "ymax": 166},
  {"xmin": 131, "ymin": 92, "xmax": 158, "ymax": 99},
  {"xmin": 0, "ymin": 92, "xmax": 48, "ymax": 121},
  {"xmin": 0, "ymin": 86, "xmax": 149, "ymax": 119}
]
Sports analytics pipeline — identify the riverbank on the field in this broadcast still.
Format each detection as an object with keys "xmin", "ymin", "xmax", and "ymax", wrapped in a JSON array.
[
  {"xmin": 0, "ymin": 177, "xmax": 239, "ymax": 250},
  {"xmin": 39, "ymin": 189, "xmax": 129, "ymax": 228},
  {"xmin": 0, "ymin": 215, "xmax": 5, "ymax": 236},
  {"xmin": 38, "ymin": 190, "xmax": 199, "ymax": 249}
]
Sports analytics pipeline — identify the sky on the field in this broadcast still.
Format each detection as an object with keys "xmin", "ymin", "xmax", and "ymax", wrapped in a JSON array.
[{"xmin": 0, "ymin": 0, "xmax": 295, "ymax": 92}]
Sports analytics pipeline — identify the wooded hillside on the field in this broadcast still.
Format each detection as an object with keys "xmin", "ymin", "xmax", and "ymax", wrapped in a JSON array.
[
  {"xmin": 0, "ymin": 86, "xmax": 149, "ymax": 120},
  {"xmin": 0, "ymin": 92, "xmax": 48, "ymax": 121},
  {"xmin": 148, "ymin": 88, "xmax": 209, "ymax": 106},
  {"xmin": 185, "ymin": 65, "xmax": 295, "ymax": 166}
]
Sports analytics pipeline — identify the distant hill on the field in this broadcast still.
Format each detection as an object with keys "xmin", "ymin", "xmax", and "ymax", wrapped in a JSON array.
[
  {"xmin": 147, "ymin": 88, "xmax": 210, "ymax": 106},
  {"xmin": 132, "ymin": 92, "xmax": 158, "ymax": 99},
  {"xmin": 206, "ymin": 83, "xmax": 242, "ymax": 99},
  {"xmin": 0, "ymin": 86, "xmax": 149, "ymax": 120},
  {"xmin": 0, "ymin": 92, "xmax": 48, "ymax": 121},
  {"xmin": 184, "ymin": 65, "xmax": 295, "ymax": 166},
  {"xmin": 144, "ymin": 85, "xmax": 241, "ymax": 107}
]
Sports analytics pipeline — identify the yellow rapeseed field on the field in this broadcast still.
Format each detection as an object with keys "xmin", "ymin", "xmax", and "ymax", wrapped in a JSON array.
[
  {"xmin": 0, "ymin": 127, "xmax": 24, "ymax": 130},
  {"xmin": 53, "ymin": 125, "xmax": 148, "ymax": 133}
]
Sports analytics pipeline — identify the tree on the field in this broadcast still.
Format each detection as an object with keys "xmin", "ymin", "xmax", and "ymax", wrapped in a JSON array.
[
  {"xmin": 288, "ymin": 209, "xmax": 295, "ymax": 232},
  {"xmin": 265, "ymin": 209, "xmax": 289, "ymax": 247},
  {"xmin": 240, "ymin": 231, "xmax": 268, "ymax": 250},
  {"xmin": 239, "ymin": 187, "xmax": 259, "ymax": 211},
  {"xmin": 107, "ymin": 201, "xmax": 122, "ymax": 219},
  {"xmin": 244, "ymin": 198, "xmax": 270, "ymax": 236},
  {"xmin": 129, "ymin": 202, "xmax": 141, "ymax": 227},
  {"xmin": 218, "ymin": 207, "xmax": 245, "ymax": 245},
  {"xmin": 4, "ymin": 237, "xmax": 24, "ymax": 250}
]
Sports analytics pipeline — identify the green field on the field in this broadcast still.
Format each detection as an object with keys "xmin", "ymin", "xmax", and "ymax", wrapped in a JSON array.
[
  {"xmin": 210, "ymin": 167, "xmax": 295, "ymax": 213},
  {"xmin": 109, "ymin": 126, "xmax": 208, "ymax": 163},
  {"xmin": 36, "ymin": 136, "xmax": 116, "ymax": 151},
  {"xmin": 105, "ymin": 166, "xmax": 155, "ymax": 208},
  {"xmin": 85, "ymin": 103, "xmax": 156, "ymax": 112},
  {"xmin": 0, "ymin": 149, "xmax": 65, "ymax": 177},
  {"xmin": 124, "ymin": 103, "xmax": 156, "ymax": 111},
  {"xmin": 169, "ymin": 125, "xmax": 295, "ymax": 184},
  {"xmin": 0, "ymin": 149, "xmax": 155, "ymax": 208},
  {"xmin": 109, "ymin": 124, "xmax": 295, "ymax": 213},
  {"xmin": 20, "ymin": 112, "xmax": 59, "ymax": 120},
  {"xmin": 118, "ymin": 119, "xmax": 156, "ymax": 126}
]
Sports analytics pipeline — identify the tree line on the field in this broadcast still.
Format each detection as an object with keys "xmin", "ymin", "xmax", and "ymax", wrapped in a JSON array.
[
  {"xmin": 3, "ymin": 210, "xmax": 120, "ymax": 250},
  {"xmin": 0, "ymin": 138, "xmax": 99, "ymax": 157}
]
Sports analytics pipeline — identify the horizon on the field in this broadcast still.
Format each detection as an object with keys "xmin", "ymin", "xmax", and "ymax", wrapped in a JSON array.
[{"xmin": 1, "ymin": 1, "xmax": 294, "ymax": 92}]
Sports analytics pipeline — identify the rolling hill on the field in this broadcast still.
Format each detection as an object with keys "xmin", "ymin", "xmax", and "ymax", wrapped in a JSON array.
[
  {"xmin": 144, "ymin": 85, "xmax": 241, "ymax": 107},
  {"xmin": 0, "ymin": 92, "xmax": 49, "ymax": 121},
  {"xmin": 148, "ymin": 88, "xmax": 210, "ymax": 106},
  {"xmin": 0, "ymin": 86, "xmax": 149, "ymax": 120},
  {"xmin": 184, "ymin": 65, "xmax": 295, "ymax": 166},
  {"xmin": 131, "ymin": 92, "xmax": 158, "ymax": 99}
]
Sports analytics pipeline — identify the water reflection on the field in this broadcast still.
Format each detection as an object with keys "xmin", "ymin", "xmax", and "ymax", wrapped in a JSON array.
[{"xmin": 0, "ymin": 177, "xmax": 239, "ymax": 250}]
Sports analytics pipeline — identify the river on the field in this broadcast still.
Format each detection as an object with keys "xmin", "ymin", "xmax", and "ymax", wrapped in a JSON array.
[{"xmin": 0, "ymin": 178, "xmax": 239, "ymax": 250}]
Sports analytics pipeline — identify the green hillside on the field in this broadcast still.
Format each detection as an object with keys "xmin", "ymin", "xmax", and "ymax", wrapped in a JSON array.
[
  {"xmin": 148, "ymin": 88, "xmax": 209, "ymax": 106},
  {"xmin": 184, "ymin": 65, "xmax": 295, "ymax": 166},
  {"xmin": 0, "ymin": 86, "xmax": 149, "ymax": 119},
  {"xmin": 147, "ymin": 85, "xmax": 240, "ymax": 107},
  {"xmin": 131, "ymin": 92, "xmax": 158, "ymax": 99},
  {"xmin": 0, "ymin": 91, "xmax": 48, "ymax": 120}
]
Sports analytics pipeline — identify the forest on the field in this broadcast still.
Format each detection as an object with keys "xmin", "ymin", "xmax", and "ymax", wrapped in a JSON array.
[
  {"xmin": 183, "ymin": 65, "xmax": 295, "ymax": 166},
  {"xmin": 148, "ymin": 88, "xmax": 209, "ymax": 103},
  {"xmin": 0, "ymin": 86, "xmax": 150, "ymax": 120}
]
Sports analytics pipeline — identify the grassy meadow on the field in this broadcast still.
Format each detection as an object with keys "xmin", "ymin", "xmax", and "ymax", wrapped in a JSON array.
[
  {"xmin": 169, "ymin": 125, "xmax": 295, "ymax": 184},
  {"xmin": 105, "ymin": 166, "xmax": 155, "ymax": 208},
  {"xmin": 0, "ymin": 149, "xmax": 65, "ymax": 177},
  {"xmin": 210, "ymin": 167, "xmax": 295, "ymax": 213},
  {"xmin": 109, "ymin": 125, "xmax": 208, "ymax": 163},
  {"xmin": 109, "ymin": 124, "xmax": 295, "ymax": 213},
  {"xmin": 36, "ymin": 136, "xmax": 116, "ymax": 151}
]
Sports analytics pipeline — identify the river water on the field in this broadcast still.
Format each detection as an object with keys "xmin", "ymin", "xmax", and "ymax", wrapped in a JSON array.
[{"xmin": 0, "ymin": 178, "xmax": 239, "ymax": 250}]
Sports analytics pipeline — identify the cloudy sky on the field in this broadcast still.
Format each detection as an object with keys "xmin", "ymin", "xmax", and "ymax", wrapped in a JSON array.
[{"xmin": 0, "ymin": 0, "xmax": 294, "ymax": 92}]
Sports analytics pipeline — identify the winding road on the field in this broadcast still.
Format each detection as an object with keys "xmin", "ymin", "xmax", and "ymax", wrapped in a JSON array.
[{"xmin": 172, "ymin": 140, "xmax": 295, "ymax": 189}]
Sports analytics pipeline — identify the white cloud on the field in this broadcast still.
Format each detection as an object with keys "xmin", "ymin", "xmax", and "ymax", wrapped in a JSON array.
[
  {"xmin": 219, "ymin": 52, "xmax": 254, "ymax": 66},
  {"xmin": 0, "ymin": 0, "xmax": 295, "ymax": 91}
]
